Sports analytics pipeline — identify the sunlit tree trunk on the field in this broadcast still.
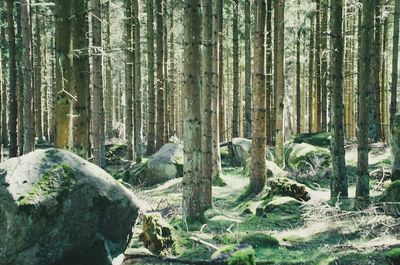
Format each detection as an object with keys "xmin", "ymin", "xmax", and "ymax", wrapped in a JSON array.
[
  {"xmin": 182, "ymin": 0, "xmax": 205, "ymax": 222},
  {"xmin": 72, "ymin": 0, "xmax": 90, "ymax": 158},
  {"xmin": 308, "ymin": 14, "xmax": 314, "ymax": 133},
  {"xmin": 55, "ymin": 0, "xmax": 73, "ymax": 149},
  {"xmin": 274, "ymin": 0, "xmax": 285, "ymax": 167},
  {"xmin": 315, "ymin": 0, "xmax": 322, "ymax": 132},
  {"xmin": 321, "ymin": 0, "xmax": 328, "ymax": 131},
  {"xmin": 296, "ymin": 0, "xmax": 301, "ymax": 134},
  {"xmin": 330, "ymin": 0, "xmax": 348, "ymax": 199},
  {"xmin": 156, "ymin": 0, "xmax": 165, "ymax": 150},
  {"xmin": 250, "ymin": 0, "xmax": 266, "ymax": 194},
  {"xmin": 218, "ymin": 0, "xmax": 225, "ymax": 142},
  {"xmin": 33, "ymin": 4, "xmax": 43, "ymax": 144},
  {"xmin": 163, "ymin": 0, "xmax": 169, "ymax": 142},
  {"xmin": 133, "ymin": 0, "xmax": 142, "ymax": 163},
  {"xmin": 381, "ymin": 17, "xmax": 388, "ymax": 141},
  {"xmin": 374, "ymin": 0, "xmax": 382, "ymax": 141},
  {"xmin": 266, "ymin": 0, "xmax": 272, "ymax": 144},
  {"xmin": 391, "ymin": 0, "xmax": 400, "ymax": 129},
  {"xmin": 0, "ymin": 9, "xmax": 8, "ymax": 149},
  {"xmin": 125, "ymin": 0, "xmax": 134, "ymax": 160},
  {"xmin": 356, "ymin": 0, "xmax": 374, "ymax": 208},
  {"xmin": 16, "ymin": 3, "xmax": 24, "ymax": 155},
  {"xmin": 105, "ymin": 0, "xmax": 113, "ymax": 139},
  {"xmin": 232, "ymin": 0, "xmax": 239, "ymax": 138},
  {"xmin": 168, "ymin": 4, "xmax": 176, "ymax": 137},
  {"xmin": 244, "ymin": 0, "xmax": 251, "ymax": 138}
]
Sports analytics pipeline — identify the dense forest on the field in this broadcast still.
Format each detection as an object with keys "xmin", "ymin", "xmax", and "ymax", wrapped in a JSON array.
[{"xmin": 2, "ymin": 0, "xmax": 400, "ymax": 264}]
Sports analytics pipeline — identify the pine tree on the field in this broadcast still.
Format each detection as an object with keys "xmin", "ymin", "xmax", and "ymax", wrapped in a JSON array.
[
  {"xmin": 125, "ymin": 0, "xmax": 134, "ymax": 160},
  {"xmin": 266, "ymin": 0, "xmax": 272, "ymax": 144},
  {"xmin": 156, "ymin": 0, "xmax": 165, "ymax": 150},
  {"xmin": 133, "ymin": 0, "xmax": 142, "ymax": 163},
  {"xmin": 232, "ymin": 0, "xmax": 239, "ymax": 138},
  {"xmin": 33, "ymin": 3, "xmax": 43, "ymax": 144},
  {"xmin": 244, "ymin": 0, "xmax": 251, "ymax": 138},
  {"xmin": 250, "ymin": 0, "xmax": 266, "ymax": 194},
  {"xmin": 391, "ymin": 0, "xmax": 400, "ymax": 128},
  {"xmin": 105, "ymin": 0, "xmax": 113, "ymax": 139}
]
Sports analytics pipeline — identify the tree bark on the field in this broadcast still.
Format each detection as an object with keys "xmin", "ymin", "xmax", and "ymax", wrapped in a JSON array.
[
  {"xmin": 330, "ymin": 0, "xmax": 348, "ymax": 199},
  {"xmin": 218, "ymin": 0, "xmax": 225, "ymax": 143},
  {"xmin": 232, "ymin": 0, "xmax": 239, "ymax": 138},
  {"xmin": 321, "ymin": 0, "xmax": 328, "ymax": 131},
  {"xmin": 308, "ymin": 14, "xmax": 315, "ymax": 133},
  {"xmin": 182, "ymin": 0, "xmax": 205, "ymax": 222},
  {"xmin": 315, "ymin": 0, "xmax": 322, "ymax": 132},
  {"xmin": 125, "ymin": 0, "xmax": 134, "ymax": 160},
  {"xmin": 250, "ymin": 0, "xmax": 266, "ymax": 194},
  {"xmin": 33, "ymin": 3, "xmax": 43, "ymax": 144},
  {"xmin": 296, "ymin": 0, "xmax": 301, "ymax": 134},
  {"xmin": 0, "ymin": 9, "xmax": 8, "ymax": 149},
  {"xmin": 356, "ymin": 0, "xmax": 374, "ymax": 208},
  {"xmin": 133, "ymin": 0, "xmax": 142, "ymax": 163},
  {"xmin": 274, "ymin": 0, "xmax": 285, "ymax": 167},
  {"xmin": 266, "ymin": 0, "xmax": 272, "ymax": 144},
  {"xmin": 391, "ymin": 0, "xmax": 400, "ymax": 129},
  {"xmin": 105, "ymin": 0, "xmax": 113, "ymax": 139},
  {"xmin": 244, "ymin": 0, "xmax": 251, "ymax": 138},
  {"xmin": 156, "ymin": 0, "xmax": 165, "ymax": 150}
]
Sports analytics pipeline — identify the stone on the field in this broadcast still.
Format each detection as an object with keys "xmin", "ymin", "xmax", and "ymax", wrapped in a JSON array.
[
  {"xmin": 287, "ymin": 143, "xmax": 331, "ymax": 172},
  {"xmin": 379, "ymin": 180, "xmax": 400, "ymax": 215},
  {"xmin": 229, "ymin": 138, "xmax": 252, "ymax": 166},
  {"xmin": 242, "ymin": 159, "xmax": 287, "ymax": 179},
  {"xmin": 0, "ymin": 148, "xmax": 141, "ymax": 265},
  {"xmin": 266, "ymin": 177, "xmax": 310, "ymax": 201},
  {"xmin": 144, "ymin": 143, "xmax": 183, "ymax": 186}
]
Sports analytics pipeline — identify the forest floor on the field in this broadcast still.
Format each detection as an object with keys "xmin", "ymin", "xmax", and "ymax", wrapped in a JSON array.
[{"xmin": 121, "ymin": 142, "xmax": 400, "ymax": 265}]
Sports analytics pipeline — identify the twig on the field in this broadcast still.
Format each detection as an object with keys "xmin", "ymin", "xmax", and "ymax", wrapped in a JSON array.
[{"xmin": 190, "ymin": 236, "xmax": 219, "ymax": 251}]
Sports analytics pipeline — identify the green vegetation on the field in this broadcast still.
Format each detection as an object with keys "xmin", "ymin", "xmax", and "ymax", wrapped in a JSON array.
[
  {"xmin": 291, "ymin": 132, "xmax": 332, "ymax": 147},
  {"xmin": 386, "ymin": 248, "xmax": 400, "ymax": 265}
]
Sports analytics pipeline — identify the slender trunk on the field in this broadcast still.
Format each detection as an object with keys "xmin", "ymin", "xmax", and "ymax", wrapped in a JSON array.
[
  {"xmin": 146, "ymin": 0, "xmax": 156, "ymax": 154},
  {"xmin": 296, "ymin": 2, "xmax": 301, "ymax": 134},
  {"xmin": 34, "ymin": 4, "xmax": 43, "ymax": 143},
  {"xmin": 374, "ymin": 0, "xmax": 382, "ymax": 140},
  {"xmin": 156, "ymin": 0, "xmax": 165, "ymax": 150},
  {"xmin": 72, "ymin": 0, "xmax": 90, "ymax": 158},
  {"xmin": 16, "ymin": 2, "xmax": 24, "ymax": 155},
  {"xmin": 330, "ymin": 0, "xmax": 348, "ymax": 199},
  {"xmin": 244, "ymin": 0, "xmax": 251, "ymax": 138},
  {"xmin": 218, "ymin": 0, "xmax": 225, "ymax": 142},
  {"xmin": 315, "ymin": 0, "xmax": 322, "ymax": 132},
  {"xmin": 266, "ymin": 0, "xmax": 272, "ymax": 144},
  {"xmin": 182, "ymin": 0, "xmax": 205, "ymax": 222},
  {"xmin": 274, "ymin": 0, "xmax": 285, "ymax": 167},
  {"xmin": 6, "ymin": 0, "xmax": 17, "ymax": 157},
  {"xmin": 105, "ymin": 0, "xmax": 113, "ymax": 139},
  {"xmin": 232, "ymin": 0, "xmax": 239, "ymax": 138},
  {"xmin": 308, "ymin": 14, "xmax": 315, "ymax": 133},
  {"xmin": 251, "ymin": 0, "xmax": 266, "ymax": 194},
  {"xmin": 391, "ymin": 0, "xmax": 400, "ymax": 128},
  {"xmin": 356, "ymin": 0, "xmax": 374, "ymax": 208},
  {"xmin": 125, "ymin": 0, "xmax": 134, "ymax": 160},
  {"xmin": 168, "ymin": 4, "xmax": 176, "ymax": 137},
  {"xmin": 133, "ymin": 0, "xmax": 142, "ymax": 163},
  {"xmin": 321, "ymin": 0, "xmax": 328, "ymax": 131},
  {"xmin": 381, "ymin": 18, "xmax": 388, "ymax": 141},
  {"xmin": 91, "ymin": 0, "xmax": 105, "ymax": 167},
  {"xmin": 163, "ymin": 0, "xmax": 169, "ymax": 142},
  {"xmin": 1, "ymin": 10, "xmax": 8, "ymax": 148}
]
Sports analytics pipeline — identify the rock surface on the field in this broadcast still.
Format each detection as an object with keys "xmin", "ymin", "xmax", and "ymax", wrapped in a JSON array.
[
  {"xmin": 144, "ymin": 143, "xmax": 183, "ymax": 186},
  {"xmin": 0, "ymin": 148, "xmax": 141, "ymax": 265},
  {"xmin": 242, "ymin": 159, "xmax": 287, "ymax": 179},
  {"xmin": 287, "ymin": 143, "xmax": 331, "ymax": 172},
  {"xmin": 266, "ymin": 177, "xmax": 310, "ymax": 201}
]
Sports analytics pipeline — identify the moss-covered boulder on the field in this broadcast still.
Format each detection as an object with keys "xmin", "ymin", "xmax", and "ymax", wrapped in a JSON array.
[
  {"xmin": 379, "ymin": 180, "xmax": 400, "ymax": 215},
  {"xmin": 264, "ymin": 196, "xmax": 303, "ymax": 213},
  {"xmin": 229, "ymin": 138, "xmax": 252, "ymax": 166},
  {"xmin": 211, "ymin": 244, "xmax": 256, "ymax": 265},
  {"xmin": 144, "ymin": 143, "xmax": 183, "ymax": 186},
  {"xmin": 266, "ymin": 177, "xmax": 310, "ymax": 201},
  {"xmin": 291, "ymin": 132, "xmax": 331, "ymax": 147},
  {"xmin": 287, "ymin": 143, "xmax": 331, "ymax": 172},
  {"xmin": 106, "ymin": 144, "xmax": 127, "ymax": 164},
  {"xmin": 242, "ymin": 159, "xmax": 287, "ymax": 179},
  {"xmin": 0, "ymin": 149, "xmax": 141, "ymax": 265},
  {"xmin": 139, "ymin": 213, "xmax": 175, "ymax": 254},
  {"xmin": 213, "ymin": 232, "xmax": 279, "ymax": 249},
  {"xmin": 386, "ymin": 248, "xmax": 400, "ymax": 265}
]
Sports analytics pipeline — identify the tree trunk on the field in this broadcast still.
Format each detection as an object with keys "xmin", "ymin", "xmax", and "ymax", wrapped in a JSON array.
[
  {"xmin": 91, "ymin": 0, "xmax": 105, "ymax": 167},
  {"xmin": 381, "ymin": 17, "xmax": 388, "ymax": 141},
  {"xmin": 156, "ymin": 0, "xmax": 165, "ymax": 150},
  {"xmin": 330, "ymin": 0, "xmax": 348, "ymax": 199},
  {"xmin": 125, "ymin": 0, "xmax": 134, "ymax": 160},
  {"xmin": 244, "ymin": 0, "xmax": 251, "ymax": 138},
  {"xmin": 321, "ymin": 0, "xmax": 328, "ymax": 131},
  {"xmin": 55, "ymin": 0, "xmax": 73, "ymax": 149},
  {"xmin": 296, "ymin": 1, "xmax": 301, "ymax": 134},
  {"xmin": 274, "ymin": 0, "xmax": 285, "ymax": 167},
  {"xmin": 72, "ymin": 0, "xmax": 90, "ymax": 158},
  {"xmin": 133, "ymin": 0, "xmax": 142, "ymax": 163},
  {"xmin": 266, "ymin": 0, "xmax": 272, "ymax": 144},
  {"xmin": 168, "ymin": 4, "xmax": 176, "ymax": 137},
  {"xmin": 105, "ymin": 0, "xmax": 113, "ymax": 139},
  {"xmin": 308, "ymin": 14, "xmax": 315, "ymax": 133},
  {"xmin": 250, "ymin": 0, "xmax": 266, "ymax": 194},
  {"xmin": 0, "ymin": 10, "xmax": 7, "ymax": 149},
  {"xmin": 33, "ymin": 4, "xmax": 43, "ymax": 144},
  {"xmin": 391, "ymin": 0, "xmax": 400, "ymax": 129},
  {"xmin": 6, "ymin": 0, "xmax": 17, "ymax": 157},
  {"xmin": 182, "ymin": 0, "xmax": 205, "ymax": 222},
  {"xmin": 374, "ymin": 0, "xmax": 382, "ymax": 141},
  {"xmin": 201, "ymin": 0, "xmax": 213, "ymax": 211},
  {"xmin": 315, "ymin": 0, "xmax": 322, "ymax": 132},
  {"xmin": 16, "ymin": 3, "xmax": 24, "ymax": 155},
  {"xmin": 356, "ymin": 0, "xmax": 374, "ymax": 208},
  {"xmin": 232, "ymin": 0, "xmax": 239, "ymax": 138},
  {"xmin": 163, "ymin": 0, "xmax": 169, "ymax": 143},
  {"xmin": 146, "ymin": 0, "xmax": 156, "ymax": 154},
  {"xmin": 218, "ymin": 0, "xmax": 225, "ymax": 143}
]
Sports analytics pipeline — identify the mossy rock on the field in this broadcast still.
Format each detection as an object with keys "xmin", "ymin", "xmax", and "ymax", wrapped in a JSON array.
[
  {"xmin": 291, "ymin": 132, "xmax": 331, "ymax": 147},
  {"xmin": 264, "ymin": 196, "xmax": 302, "ymax": 213},
  {"xmin": 106, "ymin": 144, "xmax": 128, "ymax": 163},
  {"xmin": 287, "ymin": 143, "xmax": 331, "ymax": 172},
  {"xmin": 386, "ymin": 248, "xmax": 400, "ymax": 265},
  {"xmin": 266, "ymin": 178, "xmax": 310, "ymax": 201},
  {"xmin": 379, "ymin": 181, "xmax": 400, "ymax": 215},
  {"xmin": 211, "ymin": 244, "xmax": 256, "ymax": 265},
  {"xmin": 139, "ymin": 213, "xmax": 175, "ymax": 254},
  {"xmin": 242, "ymin": 159, "xmax": 287, "ymax": 179}
]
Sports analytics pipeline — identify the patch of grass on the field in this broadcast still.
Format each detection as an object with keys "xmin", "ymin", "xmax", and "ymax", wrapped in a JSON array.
[
  {"xmin": 212, "ymin": 245, "xmax": 256, "ymax": 265},
  {"xmin": 291, "ymin": 132, "xmax": 331, "ymax": 147},
  {"xmin": 386, "ymin": 248, "xmax": 400, "ymax": 265}
]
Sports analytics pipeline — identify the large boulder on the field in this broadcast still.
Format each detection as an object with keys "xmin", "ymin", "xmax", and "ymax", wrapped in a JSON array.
[
  {"xmin": 266, "ymin": 177, "xmax": 310, "ymax": 201},
  {"xmin": 242, "ymin": 159, "xmax": 287, "ymax": 179},
  {"xmin": 0, "ymin": 148, "xmax": 142, "ymax": 265},
  {"xmin": 144, "ymin": 143, "xmax": 183, "ymax": 186},
  {"xmin": 229, "ymin": 138, "xmax": 274, "ymax": 166},
  {"xmin": 287, "ymin": 143, "xmax": 331, "ymax": 172},
  {"xmin": 379, "ymin": 180, "xmax": 400, "ymax": 215}
]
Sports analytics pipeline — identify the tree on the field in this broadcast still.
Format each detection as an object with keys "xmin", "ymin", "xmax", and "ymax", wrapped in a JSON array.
[
  {"xmin": 72, "ymin": 0, "xmax": 90, "ymax": 158},
  {"xmin": 182, "ymin": 0, "xmax": 204, "ymax": 221},
  {"xmin": 315, "ymin": 0, "xmax": 322, "ymax": 132},
  {"xmin": 308, "ymin": 13, "xmax": 315, "ymax": 133},
  {"xmin": 201, "ymin": 0, "xmax": 213, "ymax": 210},
  {"xmin": 146, "ymin": 0, "xmax": 156, "ymax": 155},
  {"xmin": 156, "ymin": 0, "xmax": 165, "ymax": 150},
  {"xmin": 105, "ymin": 0, "xmax": 113, "ymax": 139},
  {"xmin": 21, "ymin": 0, "xmax": 34, "ymax": 154},
  {"xmin": 34, "ymin": 3, "xmax": 43, "ymax": 144},
  {"xmin": 0, "ymin": 12, "xmax": 7, "ymax": 149},
  {"xmin": 55, "ymin": 0, "xmax": 73, "ymax": 149},
  {"xmin": 296, "ymin": 0, "xmax": 301, "ymax": 134},
  {"xmin": 391, "ymin": 0, "xmax": 400, "ymax": 128},
  {"xmin": 91, "ymin": 0, "xmax": 105, "ymax": 167},
  {"xmin": 321, "ymin": 0, "xmax": 328, "ymax": 131},
  {"xmin": 125, "ymin": 0, "xmax": 134, "ymax": 160},
  {"xmin": 274, "ymin": 0, "xmax": 285, "ymax": 167},
  {"xmin": 330, "ymin": 0, "xmax": 347, "ymax": 199},
  {"xmin": 218, "ymin": 0, "xmax": 225, "ymax": 143},
  {"xmin": 133, "ymin": 0, "xmax": 142, "ymax": 163},
  {"xmin": 372, "ymin": 0, "xmax": 382, "ymax": 141},
  {"xmin": 356, "ymin": 0, "xmax": 374, "ymax": 207},
  {"xmin": 266, "ymin": 0, "xmax": 272, "ymax": 144},
  {"xmin": 250, "ymin": 0, "xmax": 266, "ymax": 194},
  {"xmin": 232, "ymin": 0, "xmax": 239, "ymax": 138},
  {"xmin": 244, "ymin": 0, "xmax": 251, "ymax": 138}
]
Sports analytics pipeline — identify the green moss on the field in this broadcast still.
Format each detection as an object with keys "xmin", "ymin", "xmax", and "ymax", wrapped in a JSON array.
[
  {"xmin": 18, "ymin": 164, "xmax": 76, "ymax": 206},
  {"xmin": 213, "ymin": 174, "xmax": 227, "ymax": 187},
  {"xmin": 212, "ymin": 245, "xmax": 256, "ymax": 265},
  {"xmin": 386, "ymin": 248, "xmax": 400, "ymax": 265},
  {"xmin": 240, "ymin": 233, "xmax": 279, "ymax": 248},
  {"xmin": 287, "ymin": 143, "xmax": 331, "ymax": 172},
  {"xmin": 291, "ymin": 132, "xmax": 331, "ymax": 147}
]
